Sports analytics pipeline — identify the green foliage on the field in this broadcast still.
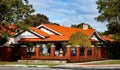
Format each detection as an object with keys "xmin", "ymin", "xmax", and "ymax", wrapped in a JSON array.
[
  {"xmin": 50, "ymin": 23, "xmax": 60, "ymax": 26},
  {"xmin": 96, "ymin": 0, "xmax": 120, "ymax": 22},
  {"xmin": 22, "ymin": 42, "xmax": 35, "ymax": 53},
  {"xmin": 96, "ymin": 0, "xmax": 120, "ymax": 42},
  {"xmin": 0, "ymin": 0, "xmax": 34, "ymax": 39},
  {"xmin": 71, "ymin": 23, "xmax": 92, "ymax": 29},
  {"xmin": 16, "ymin": 21, "xmax": 30, "ymax": 30},
  {"xmin": 0, "ymin": 32, "xmax": 10, "ymax": 45},
  {"xmin": 69, "ymin": 31, "xmax": 91, "ymax": 47},
  {"xmin": 24, "ymin": 14, "xmax": 50, "ymax": 27},
  {"xmin": 107, "ymin": 22, "xmax": 120, "ymax": 34},
  {"xmin": 0, "ymin": 0, "xmax": 34, "ymax": 23},
  {"xmin": 46, "ymin": 43, "xmax": 54, "ymax": 47},
  {"xmin": 111, "ymin": 34, "xmax": 120, "ymax": 42}
]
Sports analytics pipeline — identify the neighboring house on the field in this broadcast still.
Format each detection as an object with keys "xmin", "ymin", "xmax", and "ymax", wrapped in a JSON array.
[
  {"xmin": 0, "ymin": 24, "xmax": 16, "ymax": 35},
  {"xmin": 102, "ymin": 34, "xmax": 115, "ymax": 42},
  {"xmin": 14, "ymin": 24, "xmax": 105, "ymax": 46}
]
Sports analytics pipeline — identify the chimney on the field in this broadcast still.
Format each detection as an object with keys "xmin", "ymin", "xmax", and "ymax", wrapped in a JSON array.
[{"xmin": 83, "ymin": 23, "xmax": 88, "ymax": 30}]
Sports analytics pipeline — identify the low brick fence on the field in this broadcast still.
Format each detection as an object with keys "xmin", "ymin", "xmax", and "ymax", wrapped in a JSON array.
[
  {"xmin": 0, "ymin": 45, "xmax": 107, "ymax": 62},
  {"xmin": 26, "ymin": 45, "xmax": 107, "ymax": 62}
]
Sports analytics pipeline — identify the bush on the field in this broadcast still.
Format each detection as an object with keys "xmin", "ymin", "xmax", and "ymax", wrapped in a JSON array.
[{"xmin": 69, "ymin": 31, "xmax": 91, "ymax": 47}]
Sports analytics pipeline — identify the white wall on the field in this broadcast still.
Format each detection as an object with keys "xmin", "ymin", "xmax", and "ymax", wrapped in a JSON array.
[
  {"xmin": 14, "ymin": 31, "xmax": 39, "ymax": 43},
  {"xmin": 20, "ymin": 31, "xmax": 39, "ymax": 38},
  {"xmin": 90, "ymin": 34, "xmax": 98, "ymax": 41}
]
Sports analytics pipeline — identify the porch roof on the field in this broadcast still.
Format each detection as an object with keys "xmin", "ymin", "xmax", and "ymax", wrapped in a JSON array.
[{"xmin": 18, "ymin": 35, "xmax": 69, "ymax": 42}]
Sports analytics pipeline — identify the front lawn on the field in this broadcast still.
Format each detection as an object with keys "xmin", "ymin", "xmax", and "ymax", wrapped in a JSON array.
[
  {"xmin": 0, "ymin": 62, "xmax": 61, "ymax": 66},
  {"xmin": 86, "ymin": 60, "xmax": 120, "ymax": 65}
]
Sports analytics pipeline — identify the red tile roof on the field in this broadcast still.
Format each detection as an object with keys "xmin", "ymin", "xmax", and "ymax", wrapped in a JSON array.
[
  {"xmin": 42, "ymin": 24, "xmax": 95, "ymax": 37},
  {"xmin": 18, "ymin": 24, "xmax": 95, "ymax": 42},
  {"xmin": 0, "ymin": 24, "xmax": 16, "ymax": 35},
  {"xmin": 8, "ymin": 24, "xmax": 16, "ymax": 29},
  {"xmin": 102, "ymin": 34, "xmax": 115, "ymax": 42},
  {"xmin": 18, "ymin": 35, "xmax": 68, "ymax": 42},
  {"xmin": 30, "ymin": 27, "xmax": 50, "ymax": 37}
]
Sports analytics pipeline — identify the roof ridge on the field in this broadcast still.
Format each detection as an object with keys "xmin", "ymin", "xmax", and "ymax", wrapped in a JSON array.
[{"xmin": 42, "ymin": 23, "xmax": 95, "ymax": 30}]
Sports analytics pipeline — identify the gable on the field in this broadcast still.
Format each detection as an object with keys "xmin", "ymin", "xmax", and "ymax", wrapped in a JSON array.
[
  {"xmin": 14, "ymin": 30, "xmax": 44, "ymax": 43},
  {"xmin": 20, "ymin": 31, "xmax": 39, "ymax": 38},
  {"xmin": 89, "ymin": 31, "xmax": 105, "ymax": 42},
  {"xmin": 90, "ymin": 34, "xmax": 99, "ymax": 41},
  {"xmin": 37, "ymin": 24, "xmax": 63, "ymax": 36}
]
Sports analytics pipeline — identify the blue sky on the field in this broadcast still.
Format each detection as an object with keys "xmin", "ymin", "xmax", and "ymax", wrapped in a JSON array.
[{"xmin": 29, "ymin": 0, "xmax": 107, "ymax": 32}]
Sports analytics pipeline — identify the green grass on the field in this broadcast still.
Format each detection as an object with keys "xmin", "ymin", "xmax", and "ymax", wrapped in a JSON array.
[
  {"xmin": 87, "ymin": 60, "xmax": 120, "ymax": 65},
  {"xmin": 0, "ymin": 62, "xmax": 61, "ymax": 66}
]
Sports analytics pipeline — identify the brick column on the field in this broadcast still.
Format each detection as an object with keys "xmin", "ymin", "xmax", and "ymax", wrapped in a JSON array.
[
  {"xmin": 91, "ymin": 46, "xmax": 95, "ymax": 59},
  {"xmin": 66, "ymin": 45, "xmax": 71, "ymax": 60},
  {"xmin": 51, "ymin": 45, "xmax": 55, "ymax": 57},
  {"xmin": 84, "ymin": 47, "xmax": 87, "ymax": 59},
  {"xmin": 76, "ymin": 45, "xmax": 80, "ymax": 60},
  {"xmin": 20, "ymin": 45, "xmax": 27, "ymax": 59},
  {"xmin": 35, "ymin": 45, "xmax": 40, "ymax": 58},
  {"xmin": 7, "ymin": 47, "xmax": 13, "ymax": 61},
  {"xmin": 98, "ymin": 47, "xmax": 102, "ymax": 58}
]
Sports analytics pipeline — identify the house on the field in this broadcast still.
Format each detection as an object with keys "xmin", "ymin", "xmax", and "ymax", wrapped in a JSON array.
[
  {"xmin": 102, "ymin": 34, "xmax": 115, "ymax": 42},
  {"xmin": 15, "ymin": 24, "xmax": 105, "ymax": 45},
  {"xmin": 0, "ymin": 24, "xmax": 107, "ymax": 61}
]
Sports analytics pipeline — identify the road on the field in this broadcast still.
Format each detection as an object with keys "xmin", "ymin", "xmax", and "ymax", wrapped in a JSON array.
[{"xmin": 0, "ymin": 66, "xmax": 120, "ymax": 70}]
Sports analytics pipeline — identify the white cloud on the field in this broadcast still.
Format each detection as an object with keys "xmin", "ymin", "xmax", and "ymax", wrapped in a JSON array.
[{"xmin": 29, "ymin": 0, "xmax": 107, "ymax": 32}]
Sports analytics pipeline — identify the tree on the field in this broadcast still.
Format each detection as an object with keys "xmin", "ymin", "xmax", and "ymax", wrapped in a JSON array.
[
  {"xmin": 24, "ymin": 13, "xmax": 61, "ymax": 27},
  {"xmin": 71, "ymin": 23, "xmax": 92, "ymax": 29},
  {"xmin": 96, "ymin": 0, "xmax": 120, "ymax": 33},
  {"xmin": 0, "ymin": 0, "xmax": 34, "ymax": 33},
  {"xmin": 0, "ymin": 0, "xmax": 34, "ymax": 23},
  {"xmin": 0, "ymin": 0, "xmax": 35, "ymax": 32},
  {"xmin": 69, "ymin": 31, "xmax": 91, "ymax": 47},
  {"xmin": 0, "ymin": 0, "xmax": 34, "ymax": 45},
  {"xmin": 50, "ymin": 23, "xmax": 60, "ymax": 26},
  {"xmin": 0, "ymin": 32, "xmax": 10, "ymax": 45},
  {"xmin": 24, "ymin": 14, "xmax": 50, "ymax": 27},
  {"xmin": 96, "ymin": 0, "xmax": 120, "ymax": 42}
]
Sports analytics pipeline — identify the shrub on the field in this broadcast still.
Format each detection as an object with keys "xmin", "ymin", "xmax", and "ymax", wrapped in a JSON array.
[{"xmin": 69, "ymin": 31, "xmax": 91, "ymax": 47}]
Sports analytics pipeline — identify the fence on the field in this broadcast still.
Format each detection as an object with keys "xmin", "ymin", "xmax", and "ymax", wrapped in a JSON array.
[{"xmin": 0, "ymin": 45, "xmax": 107, "ymax": 62}]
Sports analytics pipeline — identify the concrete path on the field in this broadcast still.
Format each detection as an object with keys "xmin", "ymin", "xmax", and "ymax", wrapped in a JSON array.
[{"xmin": 54, "ymin": 60, "xmax": 120, "ymax": 69}]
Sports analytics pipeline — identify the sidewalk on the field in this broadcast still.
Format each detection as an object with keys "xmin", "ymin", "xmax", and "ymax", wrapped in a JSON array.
[
  {"xmin": 54, "ymin": 60, "xmax": 120, "ymax": 69},
  {"xmin": 0, "ymin": 64, "xmax": 49, "ymax": 67},
  {"xmin": 0, "ymin": 60, "xmax": 120, "ymax": 69}
]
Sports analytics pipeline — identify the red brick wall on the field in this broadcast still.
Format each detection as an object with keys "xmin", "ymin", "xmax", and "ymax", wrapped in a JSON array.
[{"xmin": 0, "ymin": 47, "xmax": 13, "ymax": 61}]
